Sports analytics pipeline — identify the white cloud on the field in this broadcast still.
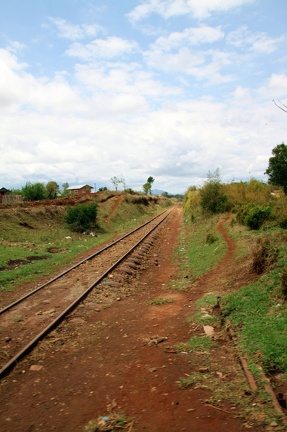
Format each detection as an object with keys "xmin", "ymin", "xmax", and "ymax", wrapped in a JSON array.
[
  {"xmin": 257, "ymin": 73, "xmax": 287, "ymax": 99},
  {"xmin": 144, "ymin": 46, "xmax": 234, "ymax": 84},
  {"xmin": 151, "ymin": 26, "xmax": 224, "ymax": 52},
  {"xmin": 66, "ymin": 36, "xmax": 138, "ymax": 59},
  {"xmin": 0, "ymin": 49, "xmax": 85, "ymax": 113},
  {"xmin": 227, "ymin": 26, "xmax": 284, "ymax": 54},
  {"xmin": 75, "ymin": 62, "xmax": 180, "ymax": 100},
  {"xmin": 128, "ymin": 0, "xmax": 254, "ymax": 22},
  {"xmin": 48, "ymin": 17, "xmax": 102, "ymax": 40}
]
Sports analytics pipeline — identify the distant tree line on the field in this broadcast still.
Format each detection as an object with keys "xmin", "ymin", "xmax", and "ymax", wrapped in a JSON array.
[
  {"xmin": 10, "ymin": 174, "xmax": 182, "ymax": 202},
  {"xmin": 11, "ymin": 181, "xmax": 70, "ymax": 201}
]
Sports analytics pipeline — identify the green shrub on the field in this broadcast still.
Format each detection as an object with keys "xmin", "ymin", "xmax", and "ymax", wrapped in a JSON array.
[
  {"xmin": 65, "ymin": 203, "xmax": 98, "ymax": 232},
  {"xmin": 244, "ymin": 205, "xmax": 272, "ymax": 230},
  {"xmin": 21, "ymin": 182, "xmax": 47, "ymax": 201},
  {"xmin": 200, "ymin": 181, "xmax": 229, "ymax": 214},
  {"xmin": 235, "ymin": 203, "xmax": 253, "ymax": 225}
]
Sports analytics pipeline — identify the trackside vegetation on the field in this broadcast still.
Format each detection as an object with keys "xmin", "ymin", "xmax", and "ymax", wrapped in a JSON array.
[
  {"xmin": 65, "ymin": 203, "xmax": 98, "ymax": 233},
  {"xmin": 182, "ymin": 166, "xmax": 287, "ymax": 379}
]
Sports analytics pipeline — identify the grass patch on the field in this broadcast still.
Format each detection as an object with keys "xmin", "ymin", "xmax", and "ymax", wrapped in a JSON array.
[
  {"xmin": 184, "ymin": 216, "xmax": 227, "ymax": 279},
  {"xmin": 179, "ymin": 372, "xmax": 209, "ymax": 389},
  {"xmin": 0, "ymin": 231, "xmax": 108, "ymax": 292},
  {"xmin": 188, "ymin": 311, "xmax": 218, "ymax": 326},
  {"xmin": 176, "ymin": 336, "xmax": 216, "ymax": 353},
  {"xmin": 222, "ymin": 227, "xmax": 287, "ymax": 375},
  {"xmin": 223, "ymin": 278, "xmax": 287, "ymax": 374},
  {"xmin": 187, "ymin": 294, "xmax": 220, "ymax": 325},
  {"xmin": 148, "ymin": 297, "xmax": 173, "ymax": 305},
  {"xmin": 171, "ymin": 215, "xmax": 227, "ymax": 291}
]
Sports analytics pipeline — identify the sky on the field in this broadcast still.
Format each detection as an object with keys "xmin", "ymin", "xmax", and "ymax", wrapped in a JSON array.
[{"xmin": 0, "ymin": 0, "xmax": 287, "ymax": 194}]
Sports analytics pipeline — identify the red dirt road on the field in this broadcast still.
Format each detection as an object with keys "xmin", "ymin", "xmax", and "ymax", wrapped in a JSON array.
[{"xmin": 0, "ymin": 208, "xmax": 269, "ymax": 431}]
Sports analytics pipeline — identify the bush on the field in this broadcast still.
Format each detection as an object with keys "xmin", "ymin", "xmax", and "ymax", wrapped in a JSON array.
[
  {"xmin": 21, "ymin": 182, "xmax": 47, "ymax": 201},
  {"xmin": 200, "ymin": 182, "xmax": 229, "ymax": 214},
  {"xmin": 244, "ymin": 205, "xmax": 272, "ymax": 230},
  {"xmin": 124, "ymin": 188, "xmax": 136, "ymax": 194},
  {"xmin": 65, "ymin": 203, "xmax": 98, "ymax": 232},
  {"xmin": 235, "ymin": 203, "xmax": 253, "ymax": 225}
]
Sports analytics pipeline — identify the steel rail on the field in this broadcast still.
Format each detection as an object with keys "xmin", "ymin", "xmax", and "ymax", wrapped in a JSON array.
[
  {"xmin": 0, "ymin": 209, "xmax": 169, "ymax": 315},
  {"xmin": 0, "ymin": 210, "xmax": 171, "ymax": 379}
]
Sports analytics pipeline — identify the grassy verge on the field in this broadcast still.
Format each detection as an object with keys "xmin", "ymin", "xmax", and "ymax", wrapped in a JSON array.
[
  {"xmin": 174, "ymin": 211, "xmax": 287, "ymax": 426},
  {"xmin": 170, "ymin": 214, "xmax": 227, "ymax": 291},
  {"xmin": 221, "ymin": 224, "xmax": 287, "ymax": 376},
  {"xmin": 177, "ymin": 211, "xmax": 287, "ymax": 376}
]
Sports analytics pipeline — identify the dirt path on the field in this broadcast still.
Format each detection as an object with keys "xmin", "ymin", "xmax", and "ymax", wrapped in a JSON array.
[
  {"xmin": 0, "ymin": 209, "xmax": 267, "ymax": 431},
  {"xmin": 105, "ymin": 196, "xmax": 124, "ymax": 228}
]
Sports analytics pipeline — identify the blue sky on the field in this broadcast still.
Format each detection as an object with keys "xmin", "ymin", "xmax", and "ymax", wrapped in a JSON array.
[{"xmin": 1, "ymin": 0, "xmax": 287, "ymax": 193}]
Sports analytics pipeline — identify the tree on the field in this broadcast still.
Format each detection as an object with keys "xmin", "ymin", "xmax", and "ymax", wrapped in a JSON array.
[
  {"xmin": 265, "ymin": 142, "xmax": 287, "ymax": 194},
  {"xmin": 144, "ymin": 176, "xmax": 155, "ymax": 195},
  {"xmin": 147, "ymin": 176, "xmax": 155, "ymax": 194},
  {"xmin": 147, "ymin": 176, "xmax": 155, "ymax": 185},
  {"xmin": 200, "ymin": 168, "xmax": 229, "ymax": 214},
  {"xmin": 61, "ymin": 182, "xmax": 70, "ymax": 197},
  {"xmin": 143, "ymin": 182, "xmax": 151, "ymax": 195},
  {"xmin": 21, "ymin": 182, "xmax": 47, "ymax": 201},
  {"xmin": 46, "ymin": 181, "xmax": 59, "ymax": 199},
  {"xmin": 110, "ymin": 176, "xmax": 126, "ymax": 191}
]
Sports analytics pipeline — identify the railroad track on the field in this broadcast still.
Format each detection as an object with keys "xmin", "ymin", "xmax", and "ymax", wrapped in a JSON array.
[{"xmin": 0, "ymin": 208, "xmax": 173, "ymax": 378}]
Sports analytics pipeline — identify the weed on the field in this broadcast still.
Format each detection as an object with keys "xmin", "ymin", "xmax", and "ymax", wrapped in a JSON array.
[
  {"xmin": 148, "ymin": 298, "xmax": 173, "ymax": 305},
  {"xmin": 179, "ymin": 372, "xmax": 208, "ymax": 389},
  {"xmin": 83, "ymin": 412, "xmax": 133, "ymax": 432}
]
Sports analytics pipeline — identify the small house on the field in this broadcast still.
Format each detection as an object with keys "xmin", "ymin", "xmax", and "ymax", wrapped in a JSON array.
[
  {"xmin": 0, "ymin": 187, "xmax": 10, "ymax": 203},
  {"xmin": 68, "ymin": 185, "xmax": 93, "ymax": 195}
]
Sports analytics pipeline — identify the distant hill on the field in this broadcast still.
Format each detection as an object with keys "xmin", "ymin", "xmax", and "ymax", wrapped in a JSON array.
[
  {"xmin": 152, "ymin": 189, "xmax": 183, "ymax": 197},
  {"xmin": 151, "ymin": 189, "xmax": 165, "ymax": 195}
]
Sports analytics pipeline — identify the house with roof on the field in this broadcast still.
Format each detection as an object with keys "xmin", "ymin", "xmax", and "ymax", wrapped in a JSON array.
[
  {"xmin": 68, "ymin": 185, "xmax": 93, "ymax": 195},
  {"xmin": 0, "ymin": 187, "xmax": 22, "ymax": 204},
  {"xmin": 0, "ymin": 187, "xmax": 10, "ymax": 203}
]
